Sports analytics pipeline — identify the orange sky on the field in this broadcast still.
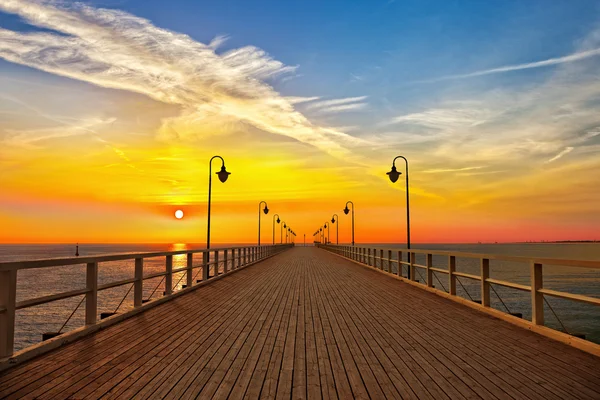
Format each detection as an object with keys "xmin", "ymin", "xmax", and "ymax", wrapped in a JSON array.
[{"xmin": 1, "ymin": 2, "xmax": 599, "ymax": 244}]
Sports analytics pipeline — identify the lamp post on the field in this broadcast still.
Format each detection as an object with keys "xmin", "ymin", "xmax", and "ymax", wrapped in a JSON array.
[
  {"xmin": 331, "ymin": 214, "xmax": 339, "ymax": 245},
  {"xmin": 258, "ymin": 201, "xmax": 269, "ymax": 246},
  {"xmin": 207, "ymin": 156, "xmax": 230, "ymax": 249},
  {"xmin": 387, "ymin": 155, "xmax": 411, "ymax": 279},
  {"xmin": 272, "ymin": 214, "xmax": 280, "ymax": 245},
  {"xmin": 343, "ymin": 201, "xmax": 355, "ymax": 246},
  {"xmin": 320, "ymin": 227, "xmax": 323, "ymax": 243},
  {"xmin": 282, "ymin": 222, "xmax": 286, "ymax": 243},
  {"xmin": 324, "ymin": 222, "xmax": 330, "ymax": 244}
]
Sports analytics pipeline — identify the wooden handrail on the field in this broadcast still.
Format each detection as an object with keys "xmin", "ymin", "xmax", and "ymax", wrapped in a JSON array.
[{"xmin": 0, "ymin": 243, "xmax": 293, "ymax": 358}]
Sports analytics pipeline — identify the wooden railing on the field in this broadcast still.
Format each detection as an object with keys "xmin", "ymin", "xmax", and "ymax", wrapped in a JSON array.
[
  {"xmin": 0, "ymin": 244, "xmax": 293, "ymax": 358},
  {"xmin": 318, "ymin": 244, "xmax": 600, "ymax": 340}
]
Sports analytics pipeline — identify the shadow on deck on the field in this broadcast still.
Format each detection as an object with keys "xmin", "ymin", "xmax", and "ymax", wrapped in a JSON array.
[{"xmin": 1, "ymin": 247, "xmax": 599, "ymax": 399}]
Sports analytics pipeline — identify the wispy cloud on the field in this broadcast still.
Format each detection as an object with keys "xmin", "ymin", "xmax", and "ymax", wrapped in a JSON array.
[
  {"xmin": 545, "ymin": 147, "xmax": 574, "ymax": 163},
  {"xmin": 0, "ymin": 0, "xmax": 365, "ymax": 157},
  {"xmin": 2, "ymin": 117, "xmax": 115, "ymax": 148},
  {"xmin": 418, "ymin": 48, "xmax": 600, "ymax": 83},
  {"xmin": 304, "ymin": 96, "xmax": 368, "ymax": 114},
  {"xmin": 423, "ymin": 166, "xmax": 484, "ymax": 174}
]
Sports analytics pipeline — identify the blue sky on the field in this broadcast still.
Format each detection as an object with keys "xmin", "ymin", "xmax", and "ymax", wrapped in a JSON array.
[{"xmin": 1, "ymin": 0, "xmax": 600, "ymax": 242}]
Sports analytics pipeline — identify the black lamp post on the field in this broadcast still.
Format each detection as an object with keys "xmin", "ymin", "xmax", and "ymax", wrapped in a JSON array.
[
  {"xmin": 282, "ymin": 222, "xmax": 287, "ymax": 243},
  {"xmin": 207, "ymin": 156, "xmax": 230, "ymax": 249},
  {"xmin": 273, "ymin": 214, "xmax": 280, "ymax": 245},
  {"xmin": 320, "ymin": 226, "xmax": 323, "ymax": 243},
  {"xmin": 331, "ymin": 214, "xmax": 339, "ymax": 245},
  {"xmin": 258, "ymin": 201, "xmax": 269, "ymax": 246},
  {"xmin": 324, "ymin": 222, "xmax": 330, "ymax": 244},
  {"xmin": 343, "ymin": 201, "xmax": 354, "ymax": 246},
  {"xmin": 387, "ymin": 155, "xmax": 411, "ymax": 279},
  {"xmin": 387, "ymin": 156, "xmax": 411, "ymax": 249}
]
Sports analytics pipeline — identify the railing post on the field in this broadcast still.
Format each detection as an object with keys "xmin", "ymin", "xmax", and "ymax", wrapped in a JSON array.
[
  {"xmin": 448, "ymin": 255, "xmax": 456, "ymax": 295},
  {"xmin": 481, "ymin": 258, "xmax": 490, "ymax": 307},
  {"xmin": 214, "ymin": 250, "xmax": 219, "ymax": 276},
  {"xmin": 165, "ymin": 255, "xmax": 173, "ymax": 295},
  {"xmin": 224, "ymin": 249, "xmax": 229, "ymax": 273},
  {"xmin": 134, "ymin": 258, "xmax": 143, "ymax": 307},
  {"xmin": 426, "ymin": 254, "xmax": 433, "ymax": 287},
  {"xmin": 203, "ymin": 251, "xmax": 209, "ymax": 280},
  {"xmin": 0, "ymin": 269, "xmax": 17, "ymax": 357},
  {"xmin": 85, "ymin": 262, "xmax": 98, "ymax": 325},
  {"xmin": 367, "ymin": 248, "xmax": 371, "ymax": 266},
  {"xmin": 379, "ymin": 249, "xmax": 384, "ymax": 270},
  {"xmin": 410, "ymin": 252, "xmax": 416, "ymax": 281},
  {"xmin": 186, "ymin": 253, "xmax": 193, "ymax": 287},
  {"xmin": 244, "ymin": 247, "xmax": 247, "ymax": 265},
  {"xmin": 397, "ymin": 251, "xmax": 402, "ymax": 276},
  {"xmin": 388, "ymin": 250, "xmax": 392, "ymax": 273},
  {"xmin": 531, "ymin": 262, "xmax": 544, "ymax": 325}
]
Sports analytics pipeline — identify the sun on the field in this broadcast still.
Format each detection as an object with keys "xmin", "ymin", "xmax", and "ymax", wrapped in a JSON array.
[{"xmin": 175, "ymin": 210, "xmax": 184, "ymax": 219}]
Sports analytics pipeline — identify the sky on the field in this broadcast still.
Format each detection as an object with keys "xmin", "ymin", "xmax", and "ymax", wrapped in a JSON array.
[{"xmin": 0, "ymin": 0, "xmax": 599, "ymax": 244}]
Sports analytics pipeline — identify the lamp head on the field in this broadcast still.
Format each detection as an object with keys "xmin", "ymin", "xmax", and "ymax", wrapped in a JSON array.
[
  {"xmin": 283, "ymin": 223, "xmax": 286, "ymax": 228},
  {"xmin": 320, "ymin": 227, "xmax": 322, "ymax": 232},
  {"xmin": 217, "ymin": 165, "xmax": 231, "ymax": 183},
  {"xmin": 343, "ymin": 206, "xmax": 349, "ymax": 215},
  {"xmin": 331, "ymin": 217, "xmax": 335, "ymax": 223},
  {"xmin": 263, "ymin": 205, "xmax": 269, "ymax": 214},
  {"xmin": 386, "ymin": 165, "xmax": 401, "ymax": 183},
  {"xmin": 277, "ymin": 217, "xmax": 280, "ymax": 223}
]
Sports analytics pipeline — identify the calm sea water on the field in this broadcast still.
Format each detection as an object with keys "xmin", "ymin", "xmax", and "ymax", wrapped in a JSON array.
[{"xmin": 0, "ymin": 243, "xmax": 599, "ymax": 352}]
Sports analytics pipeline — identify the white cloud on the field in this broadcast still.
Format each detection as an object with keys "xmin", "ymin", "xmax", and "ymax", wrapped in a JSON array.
[
  {"xmin": 545, "ymin": 147, "xmax": 574, "ymax": 163},
  {"xmin": 0, "ymin": 0, "xmax": 366, "ymax": 157},
  {"xmin": 423, "ymin": 166, "xmax": 484, "ymax": 174},
  {"xmin": 419, "ymin": 47, "xmax": 600, "ymax": 83},
  {"xmin": 303, "ymin": 96, "xmax": 368, "ymax": 114}
]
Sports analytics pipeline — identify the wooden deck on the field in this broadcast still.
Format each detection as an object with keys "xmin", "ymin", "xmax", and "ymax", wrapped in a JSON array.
[{"xmin": 1, "ymin": 247, "xmax": 600, "ymax": 399}]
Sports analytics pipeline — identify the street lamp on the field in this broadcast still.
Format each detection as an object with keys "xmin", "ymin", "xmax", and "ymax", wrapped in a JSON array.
[
  {"xmin": 319, "ymin": 226, "xmax": 323, "ymax": 243},
  {"xmin": 207, "ymin": 155, "xmax": 230, "ymax": 249},
  {"xmin": 387, "ymin": 155, "xmax": 411, "ymax": 279},
  {"xmin": 258, "ymin": 201, "xmax": 269, "ymax": 246},
  {"xmin": 324, "ymin": 222, "xmax": 330, "ymax": 244},
  {"xmin": 343, "ymin": 201, "xmax": 355, "ymax": 246},
  {"xmin": 273, "ymin": 214, "xmax": 280, "ymax": 245},
  {"xmin": 282, "ymin": 222, "xmax": 286, "ymax": 243},
  {"xmin": 387, "ymin": 156, "xmax": 411, "ymax": 249},
  {"xmin": 331, "ymin": 214, "xmax": 339, "ymax": 245}
]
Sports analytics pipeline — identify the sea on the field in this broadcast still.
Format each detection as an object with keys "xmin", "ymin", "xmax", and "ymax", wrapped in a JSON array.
[{"xmin": 0, "ymin": 243, "xmax": 599, "ymax": 352}]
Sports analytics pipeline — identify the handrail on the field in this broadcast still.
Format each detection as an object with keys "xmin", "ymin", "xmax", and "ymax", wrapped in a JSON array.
[
  {"xmin": 0, "ymin": 243, "xmax": 293, "ymax": 358},
  {"xmin": 0, "ymin": 244, "xmax": 263, "ymax": 271},
  {"xmin": 318, "ymin": 244, "xmax": 600, "ymax": 344}
]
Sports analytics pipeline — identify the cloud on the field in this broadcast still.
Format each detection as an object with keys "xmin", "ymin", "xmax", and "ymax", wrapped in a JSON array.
[
  {"xmin": 418, "ymin": 47, "xmax": 600, "ymax": 83},
  {"xmin": 2, "ymin": 117, "xmax": 115, "ymax": 148},
  {"xmin": 423, "ymin": 166, "xmax": 484, "ymax": 174},
  {"xmin": 545, "ymin": 147, "xmax": 574, "ymax": 163},
  {"xmin": 304, "ymin": 96, "xmax": 368, "ymax": 114},
  {"xmin": 386, "ymin": 107, "xmax": 492, "ymax": 130},
  {"xmin": 0, "ymin": 0, "xmax": 365, "ymax": 158}
]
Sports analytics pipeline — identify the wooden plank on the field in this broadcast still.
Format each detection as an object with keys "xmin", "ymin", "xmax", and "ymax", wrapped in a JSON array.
[{"xmin": 225, "ymin": 259, "xmax": 298, "ymax": 400}]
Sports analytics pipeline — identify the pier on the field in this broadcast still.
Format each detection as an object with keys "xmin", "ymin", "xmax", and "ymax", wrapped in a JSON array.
[{"xmin": 1, "ymin": 245, "xmax": 600, "ymax": 399}]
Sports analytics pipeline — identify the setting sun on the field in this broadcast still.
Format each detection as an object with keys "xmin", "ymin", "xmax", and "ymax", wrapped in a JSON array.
[{"xmin": 175, "ymin": 210, "xmax": 184, "ymax": 219}]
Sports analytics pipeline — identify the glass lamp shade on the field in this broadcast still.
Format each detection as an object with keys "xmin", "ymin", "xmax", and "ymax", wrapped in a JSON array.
[{"xmin": 343, "ymin": 206, "xmax": 349, "ymax": 215}]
